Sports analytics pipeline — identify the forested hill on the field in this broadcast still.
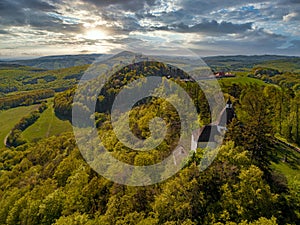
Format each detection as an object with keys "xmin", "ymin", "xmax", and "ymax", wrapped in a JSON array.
[
  {"xmin": 3, "ymin": 54, "xmax": 104, "ymax": 70},
  {"xmin": 0, "ymin": 64, "xmax": 89, "ymax": 93},
  {"xmin": 0, "ymin": 58, "xmax": 300, "ymax": 224},
  {"xmin": 2, "ymin": 53, "xmax": 300, "ymax": 71},
  {"xmin": 203, "ymin": 55, "xmax": 300, "ymax": 72}
]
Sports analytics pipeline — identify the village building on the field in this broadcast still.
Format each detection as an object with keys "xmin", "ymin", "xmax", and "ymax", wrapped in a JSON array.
[
  {"xmin": 214, "ymin": 71, "xmax": 236, "ymax": 78},
  {"xmin": 191, "ymin": 99, "xmax": 236, "ymax": 151}
]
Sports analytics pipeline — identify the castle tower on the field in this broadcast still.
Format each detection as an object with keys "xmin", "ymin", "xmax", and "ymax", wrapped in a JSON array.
[
  {"xmin": 225, "ymin": 98, "xmax": 235, "ymax": 125},
  {"xmin": 226, "ymin": 99, "xmax": 233, "ymax": 109}
]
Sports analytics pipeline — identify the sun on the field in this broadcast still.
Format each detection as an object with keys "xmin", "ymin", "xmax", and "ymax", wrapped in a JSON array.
[{"xmin": 85, "ymin": 29, "xmax": 107, "ymax": 40}]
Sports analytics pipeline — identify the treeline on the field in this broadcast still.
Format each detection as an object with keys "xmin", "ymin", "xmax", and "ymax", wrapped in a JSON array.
[
  {"xmin": 0, "ymin": 132, "xmax": 298, "ymax": 224},
  {"xmin": 259, "ymin": 84, "xmax": 300, "ymax": 145},
  {"xmin": 53, "ymin": 88, "xmax": 75, "ymax": 119},
  {"xmin": 53, "ymin": 61, "xmax": 300, "ymax": 148},
  {"xmin": 0, "ymin": 82, "xmax": 299, "ymax": 224},
  {"xmin": 0, "ymin": 64, "xmax": 88, "ymax": 95},
  {"xmin": 6, "ymin": 103, "xmax": 47, "ymax": 147},
  {"xmin": 53, "ymin": 61, "xmax": 210, "ymax": 123},
  {"xmin": 0, "ymin": 89, "xmax": 54, "ymax": 110},
  {"xmin": 249, "ymin": 67, "xmax": 300, "ymax": 91},
  {"xmin": 96, "ymin": 61, "xmax": 190, "ymax": 113},
  {"xmin": 54, "ymin": 62, "xmax": 300, "ymax": 170},
  {"xmin": 1, "ymin": 61, "xmax": 299, "ymax": 224},
  {"xmin": 222, "ymin": 80, "xmax": 300, "ymax": 146}
]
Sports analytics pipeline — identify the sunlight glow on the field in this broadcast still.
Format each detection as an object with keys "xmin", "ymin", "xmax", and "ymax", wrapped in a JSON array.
[{"xmin": 85, "ymin": 29, "xmax": 107, "ymax": 40}]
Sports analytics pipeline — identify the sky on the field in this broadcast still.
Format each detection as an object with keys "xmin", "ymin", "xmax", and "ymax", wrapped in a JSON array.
[{"xmin": 0, "ymin": 0, "xmax": 300, "ymax": 58}]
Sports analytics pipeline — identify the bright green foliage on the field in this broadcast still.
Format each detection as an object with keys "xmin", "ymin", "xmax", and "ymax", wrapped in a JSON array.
[
  {"xmin": 6, "ymin": 103, "xmax": 47, "ymax": 147},
  {"xmin": 22, "ymin": 100, "xmax": 72, "ymax": 142},
  {"xmin": 0, "ymin": 113, "xmax": 299, "ymax": 225},
  {"xmin": 219, "ymin": 166, "xmax": 278, "ymax": 222},
  {"xmin": 39, "ymin": 189, "xmax": 66, "ymax": 225},
  {"xmin": 213, "ymin": 216, "xmax": 278, "ymax": 224},
  {"xmin": 0, "ymin": 104, "xmax": 40, "ymax": 148},
  {"xmin": 53, "ymin": 212, "xmax": 90, "ymax": 225},
  {"xmin": 0, "ymin": 89, "xmax": 54, "ymax": 110},
  {"xmin": 0, "ymin": 64, "xmax": 88, "ymax": 94},
  {"xmin": 153, "ymin": 164, "xmax": 205, "ymax": 224},
  {"xmin": 0, "ymin": 59, "xmax": 299, "ymax": 225},
  {"xmin": 53, "ymin": 88, "xmax": 75, "ymax": 118},
  {"xmin": 238, "ymin": 85, "xmax": 274, "ymax": 171}
]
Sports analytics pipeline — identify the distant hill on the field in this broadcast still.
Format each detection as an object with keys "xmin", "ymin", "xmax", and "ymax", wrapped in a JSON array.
[
  {"xmin": 0, "ymin": 63, "xmax": 89, "ymax": 93},
  {"xmin": 254, "ymin": 58, "xmax": 300, "ymax": 73},
  {"xmin": 3, "ymin": 53, "xmax": 300, "ymax": 72},
  {"xmin": 0, "ymin": 63, "xmax": 46, "ymax": 72},
  {"xmin": 6, "ymin": 54, "xmax": 104, "ymax": 70},
  {"xmin": 202, "ymin": 55, "xmax": 300, "ymax": 71}
]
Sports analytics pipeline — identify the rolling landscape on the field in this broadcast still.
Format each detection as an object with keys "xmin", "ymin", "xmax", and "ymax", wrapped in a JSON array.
[{"xmin": 0, "ymin": 52, "xmax": 299, "ymax": 225}]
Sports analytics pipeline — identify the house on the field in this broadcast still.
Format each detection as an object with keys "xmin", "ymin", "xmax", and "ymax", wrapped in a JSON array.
[
  {"xmin": 214, "ymin": 71, "xmax": 236, "ymax": 78},
  {"xmin": 191, "ymin": 99, "xmax": 236, "ymax": 151},
  {"xmin": 171, "ymin": 99, "xmax": 236, "ymax": 165},
  {"xmin": 224, "ymin": 72, "xmax": 236, "ymax": 77},
  {"xmin": 215, "ymin": 71, "xmax": 225, "ymax": 78}
]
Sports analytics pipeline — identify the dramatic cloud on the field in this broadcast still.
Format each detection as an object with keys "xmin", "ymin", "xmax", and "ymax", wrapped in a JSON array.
[
  {"xmin": 82, "ymin": 0, "xmax": 158, "ymax": 11},
  {"xmin": 283, "ymin": 12, "xmax": 300, "ymax": 21},
  {"xmin": 153, "ymin": 20, "xmax": 253, "ymax": 35},
  {"xmin": 0, "ymin": 0, "xmax": 84, "ymax": 34},
  {"xmin": 0, "ymin": 0, "xmax": 299, "ymax": 57},
  {"xmin": 0, "ymin": 29, "xmax": 11, "ymax": 35},
  {"xmin": 0, "ymin": 0, "xmax": 56, "ymax": 24}
]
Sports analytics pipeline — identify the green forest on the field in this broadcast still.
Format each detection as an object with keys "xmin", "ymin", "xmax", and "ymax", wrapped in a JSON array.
[{"xmin": 0, "ymin": 55, "xmax": 299, "ymax": 225}]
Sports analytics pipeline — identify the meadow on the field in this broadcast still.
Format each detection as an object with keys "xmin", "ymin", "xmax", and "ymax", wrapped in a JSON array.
[
  {"xmin": 0, "ymin": 104, "xmax": 39, "ymax": 148},
  {"xmin": 21, "ymin": 99, "xmax": 72, "ymax": 142}
]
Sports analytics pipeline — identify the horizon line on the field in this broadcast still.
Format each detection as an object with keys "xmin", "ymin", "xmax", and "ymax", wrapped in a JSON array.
[{"xmin": 1, "ymin": 52, "xmax": 300, "ymax": 61}]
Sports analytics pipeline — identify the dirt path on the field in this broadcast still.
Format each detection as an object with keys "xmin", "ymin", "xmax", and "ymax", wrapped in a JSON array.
[
  {"xmin": 3, "ymin": 131, "xmax": 11, "ymax": 147},
  {"xmin": 46, "ymin": 108, "xmax": 54, "ymax": 138}
]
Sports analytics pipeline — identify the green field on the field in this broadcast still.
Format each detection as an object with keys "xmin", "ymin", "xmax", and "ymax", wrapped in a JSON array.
[
  {"xmin": 22, "ymin": 100, "xmax": 72, "ymax": 142},
  {"xmin": 257, "ymin": 59, "xmax": 300, "ymax": 73},
  {"xmin": 218, "ymin": 76, "xmax": 266, "ymax": 86},
  {"xmin": 0, "ymin": 105, "xmax": 40, "ymax": 148},
  {"xmin": 271, "ymin": 139, "xmax": 300, "ymax": 190}
]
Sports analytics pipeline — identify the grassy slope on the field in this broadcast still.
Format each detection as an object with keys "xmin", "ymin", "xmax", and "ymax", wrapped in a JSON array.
[
  {"xmin": 256, "ymin": 59, "xmax": 300, "ymax": 73},
  {"xmin": 0, "ymin": 105, "xmax": 40, "ymax": 148},
  {"xmin": 21, "ymin": 100, "xmax": 72, "ymax": 142},
  {"xmin": 218, "ymin": 76, "xmax": 266, "ymax": 86},
  {"xmin": 271, "ymin": 140, "xmax": 300, "ymax": 186}
]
